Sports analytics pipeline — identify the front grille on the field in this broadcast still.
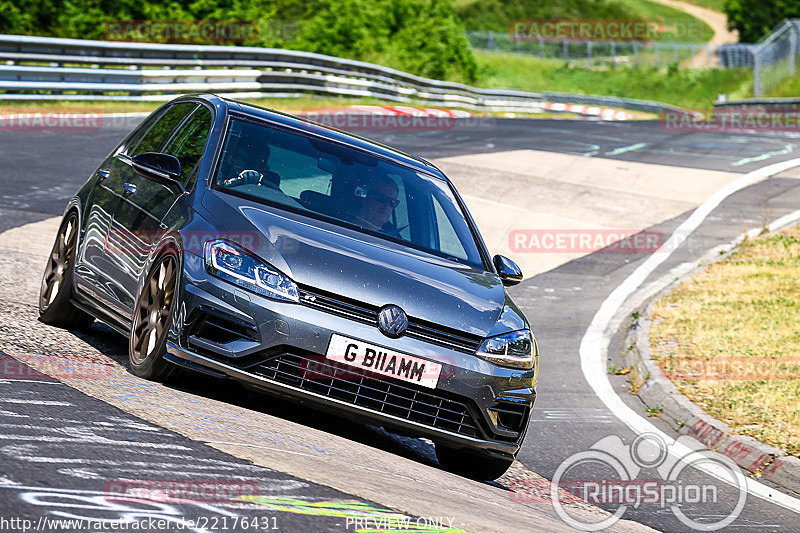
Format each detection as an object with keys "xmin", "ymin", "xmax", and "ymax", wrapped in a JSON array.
[
  {"xmin": 297, "ymin": 286, "xmax": 483, "ymax": 353},
  {"xmin": 252, "ymin": 352, "xmax": 481, "ymax": 438}
]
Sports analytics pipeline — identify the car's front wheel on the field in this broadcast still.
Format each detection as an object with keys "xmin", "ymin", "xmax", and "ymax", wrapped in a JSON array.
[
  {"xmin": 39, "ymin": 211, "xmax": 94, "ymax": 329},
  {"xmin": 129, "ymin": 252, "xmax": 180, "ymax": 381},
  {"xmin": 435, "ymin": 444, "xmax": 514, "ymax": 481}
]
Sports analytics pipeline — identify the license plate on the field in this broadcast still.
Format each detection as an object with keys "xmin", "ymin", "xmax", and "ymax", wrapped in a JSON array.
[{"xmin": 326, "ymin": 334, "xmax": 441, "ymax": 389}]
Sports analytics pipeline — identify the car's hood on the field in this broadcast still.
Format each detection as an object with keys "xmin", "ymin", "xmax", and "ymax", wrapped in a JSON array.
[{"xmin": 201, "ymin": 190, "xmax": 505, "ymax": 337}]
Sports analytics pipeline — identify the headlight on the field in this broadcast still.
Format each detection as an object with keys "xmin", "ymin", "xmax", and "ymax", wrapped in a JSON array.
[
  {"xmin": 204, "ymin": 240, "xmax": 299, "ymax": 302},
  {"xmin": 476, "ymin": 330, "xmax": 536, "ymax": 370}
]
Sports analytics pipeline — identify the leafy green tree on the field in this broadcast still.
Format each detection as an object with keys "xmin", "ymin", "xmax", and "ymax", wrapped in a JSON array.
[
  {"xmin": 0, "ymin": 0, "xmax": 478, "ymax": 81},
  {"xmin": 0, "ymin": 0, "xmax": 38, "ymax": 34},
  {"xmin": 391, "ymin": 0, "xmax": 479, "ymax": 81},
  {"xmin": 724, "ymin": 0, "xmax": 800, "ymax": 42},
  {"xmin": 292, "ymin": 0, "xmax": 478, "ymax": 82}
]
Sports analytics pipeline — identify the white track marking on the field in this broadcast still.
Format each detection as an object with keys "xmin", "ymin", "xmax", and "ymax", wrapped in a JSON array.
[
  {"xmin": 0, "ymin": 379, "xmax": 63, "ymax": 385},
  {"xmin": 57, "ymin": 468, "xmax": 103, "ymax": 480},
  {"xmin": 0, "ymin": 399, "xmax": 71, "ymax": 406},
  {"xmin": 203, "ymin": 441, "xmax": 318, "ymax": 458},
  {"xmin": 580, "ymin": 157, "xmax": 800, "ymax": 513},
  {"xmin": 0, "ymin": 434, "xmax": 190, "ymax": 450},
  {"xmin": 0, "ymin": 410, "xmax": 29, "ymax": 418}
]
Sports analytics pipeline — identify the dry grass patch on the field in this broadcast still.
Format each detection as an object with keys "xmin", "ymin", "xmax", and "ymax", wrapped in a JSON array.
[{"xmin": 650, "ymin": 224, "xmax": 800, "ymax": 454}]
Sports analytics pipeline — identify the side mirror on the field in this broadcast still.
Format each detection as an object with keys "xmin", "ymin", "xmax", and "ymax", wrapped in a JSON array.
[
  {"xmin": 132, "ymin": 152, "xmax": 182, "ymax": 190},
  {"xmin": 493, "ymin": 254, "xmax": 523, "ymax": 286}
]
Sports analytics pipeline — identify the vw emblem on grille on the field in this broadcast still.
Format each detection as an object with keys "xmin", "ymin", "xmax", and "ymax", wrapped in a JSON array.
[{"xmin": 377, "ymin": 305, "xmax": 408, "ymax": 338}]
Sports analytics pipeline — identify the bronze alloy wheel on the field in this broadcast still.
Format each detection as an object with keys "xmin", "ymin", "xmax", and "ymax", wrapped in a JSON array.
[
  {"xmin": 129, "ymin": 253, "xmax": 179, "ymax": 380},
  {"xmin": 39, "ymin": 212, "xmax": 93, "ymax": 329}
]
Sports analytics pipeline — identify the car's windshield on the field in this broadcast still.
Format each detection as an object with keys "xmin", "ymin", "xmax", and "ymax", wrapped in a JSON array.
[{"xmin": 214, "ymin": 118, "xmax": 485, "ymax": 268}]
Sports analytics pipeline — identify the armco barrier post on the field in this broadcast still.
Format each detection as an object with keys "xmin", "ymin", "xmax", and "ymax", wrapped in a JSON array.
[
  {"xmin": 790, "ymin": 21, "xmax": 800, "ymax": 77},
  {"xmin": 753, "ymin": 46, "xmax": 762, "ymax": 97},
  {"xmin": 587, "ymin": 41, "xmax": 592, "ymax": 68}
]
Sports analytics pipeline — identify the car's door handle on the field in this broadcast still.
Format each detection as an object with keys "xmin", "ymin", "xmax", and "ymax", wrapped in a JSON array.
[
  {"xmin": 122, "ymin": 183, "xmax": 137, "ymax": 196},
  {"xmin": 97, "ymin": 169, "xmax": 111, "ymax": 181}
]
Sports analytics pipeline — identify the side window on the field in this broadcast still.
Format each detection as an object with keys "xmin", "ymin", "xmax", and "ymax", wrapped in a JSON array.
[
  {"xmin": 162, "ymin": 106, "xmax": 213, "ymax": 184},
  {"xmin": 123, "ymin": 108, "xmax": 166, "ymax": 154},
  {"xmin": 131, "ymin": 102, "xmax": 197, "ymax": 157},
  {"xmin": 432, "ymin": 195, "xmax": 468, "ymax": 261},
  {"xmin": 389, "ymin": 173, "xmax": 410, "ymax": 240},
  {"xmin": 271, "ymin": 146, "xmax": 332, "ymax": 199}
]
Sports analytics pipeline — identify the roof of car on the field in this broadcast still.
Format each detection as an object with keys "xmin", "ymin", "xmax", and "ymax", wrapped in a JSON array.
[{"xmin": 190, "ymin": 94, "xmax": 446, "ymax": 181}]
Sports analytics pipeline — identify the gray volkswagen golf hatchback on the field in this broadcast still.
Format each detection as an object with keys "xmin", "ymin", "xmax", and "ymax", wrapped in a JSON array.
[{"xmin": 39, "ymin": 94, "xmax": 539, "ymax": 480}]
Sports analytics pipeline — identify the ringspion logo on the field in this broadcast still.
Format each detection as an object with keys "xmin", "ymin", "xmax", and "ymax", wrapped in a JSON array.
[{"xmin": 512, "ymin": 434, "xmax": 747, "ymax": 531}]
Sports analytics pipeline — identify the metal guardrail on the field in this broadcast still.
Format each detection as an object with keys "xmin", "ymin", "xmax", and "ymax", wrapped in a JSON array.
[
  {"xmin": 750, "ymin": 20, "xmax": 800, "ymax": 97},
  {"xmin": 0, "ymin": 34, "xmax": 685, "ymax": 115},
  {"xmin": 715, "ymin": 97, "xmax": 800, "ymax": 110}
]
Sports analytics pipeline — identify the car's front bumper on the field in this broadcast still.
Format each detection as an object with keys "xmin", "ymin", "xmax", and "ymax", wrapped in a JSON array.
[{"xmin": 167, "ymin": 252, "xmax": 537, "ymax": 458}]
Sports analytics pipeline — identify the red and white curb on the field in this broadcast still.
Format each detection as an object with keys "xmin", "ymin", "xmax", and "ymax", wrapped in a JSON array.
[
  {"xmin": 345, "ymin": 105, "xmax": 473, "ymax": 118},
  {"xmin": 541, "ymin": 102, "xmax": 633, "ymax": 121},
  {"xmin": 345, "ymin": 103, "xmax": 631, "ymax": 121},
  {"xmin": 331, "ymin": 104, "xmax": 632, "ymax": 121}
]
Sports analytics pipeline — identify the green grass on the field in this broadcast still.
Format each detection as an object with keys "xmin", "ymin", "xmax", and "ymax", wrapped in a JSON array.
[
  {"xmin": 650, "ymin": 224, "xmax": 800, "ymax": 455},
  {"xmin": 613, "ymin": 0, "xmax": 714, "ymax": 42},
  {"xmin": 455, "ymin": 0, "xmax": 713, "ymax": 43},
  {"xmin": 673, "ymin": 0, "xmax": 726, "ymax": 12},
  {"xmin": 764, "ymin": 72, "xmax": 800, "ymax": 98},
  {"xmin": 475, "ymin": 50, "xmax": 752, "ymax": 109}
]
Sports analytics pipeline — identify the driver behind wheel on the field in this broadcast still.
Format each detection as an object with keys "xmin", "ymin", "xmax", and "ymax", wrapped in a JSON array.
[
  {"xmin": 354, "ymin": 175, "xmax": 401, "ymax": 236},
  {"xmin": 221, "ymin": 143, "xmax": 280, "ymax": 189}
]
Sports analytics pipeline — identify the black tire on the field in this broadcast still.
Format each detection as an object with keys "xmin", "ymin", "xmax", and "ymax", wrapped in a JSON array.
[
  {"xmin": 39, "ymin": 211, "xmax": 94, "ymax": 329},
  {"xmin": 435, "ymin": 444, "xmax": 514, "ymax": 481},
  {"xmin": 129, "ymin": 253, "xmax": 180, "ymax": 382}
]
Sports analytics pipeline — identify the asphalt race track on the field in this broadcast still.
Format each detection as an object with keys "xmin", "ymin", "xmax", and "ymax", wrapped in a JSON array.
[{"xmin": 2, "ymin": 115, "xmax": 800, "ymax": 532}]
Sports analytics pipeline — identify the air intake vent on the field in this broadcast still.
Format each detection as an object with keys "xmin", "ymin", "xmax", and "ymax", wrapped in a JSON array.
[
  {"xmin": 192, "ymin": 310, "xmax": 258, "ymax": 345},
  {"xmin": 490, "ymin": 398, "xmax": 530, "ymax": 435}
]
